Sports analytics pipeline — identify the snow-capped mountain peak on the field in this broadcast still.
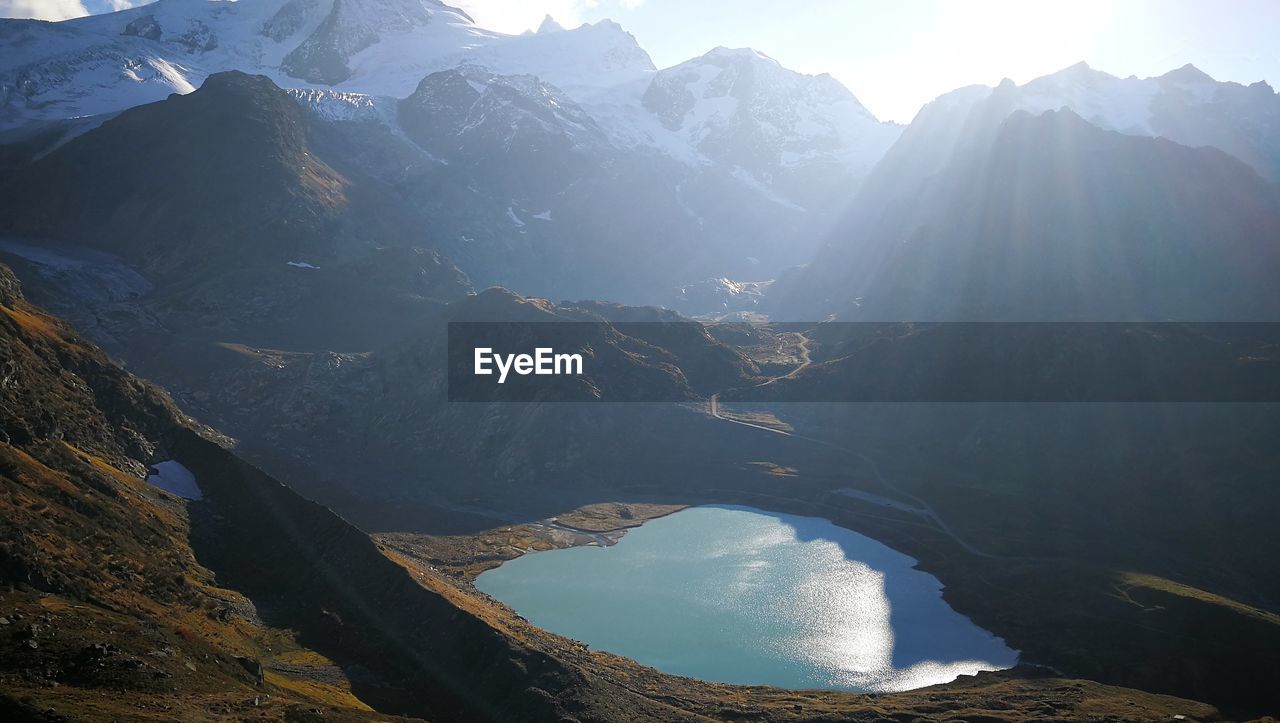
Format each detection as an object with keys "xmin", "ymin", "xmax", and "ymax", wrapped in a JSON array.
[
  {"xmin": 639, "ymin": 45, "xmax": 900, "ymax": 204},
  {"xmin": 0, "ymin": 0, "xmax": 484, "ymax": 127},
  {"xmin": 644, "ymin": 45, "xmax": 881, "ymax": 133},
  {"xmin": 1013, "ymin": 61, "xmax": 1279, "ymax": 177},
  {"xmin": 0, "ymin": 0, "xmax": 653, "ymax": 129},
  {"xmin": 537, "ymin": 15, "xmax": 566, "ymax": 34},
  {"xmin": 1158, "ymin": 62, "xmax": 1215, "ymax": 85},
  {"xmin": 1, "ymin": 1, "xmax": 902, "ymax": 219},
  {"xmin": 876, "ymin": 59, "xmax": 1280, "ymax": 204},
  {"xmin": 451, "ymin": 17, "xmax": 655, "ymax": 97},
  {"xmin": 398, "ymin": 63, "xmax": 606, "ymax": 161},
  {"xmin": 279, "ymin": 0, "xmax": 457, "ymax": 84}
]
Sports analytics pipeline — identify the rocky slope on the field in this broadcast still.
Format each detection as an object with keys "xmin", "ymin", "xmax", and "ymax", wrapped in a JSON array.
[
  {"xmin": 0, "ymin": 71, "xmax": 472, "ymax": 352},
  {"xmin": 0, "ymin": 261, "xmax": 417, "ymax": 720},
  {"xmin": 1, "ymin": 71, "xmax": 348, "ymax": 277}
]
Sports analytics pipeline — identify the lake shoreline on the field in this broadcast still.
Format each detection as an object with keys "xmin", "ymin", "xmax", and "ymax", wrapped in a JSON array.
[
  {"xmin": 471, "ymin": 504, "xmax": 1020, "ymax": 693},
  {"xmin": 375, "ymin": 501, "xmax": 689, "ymax": 582}
]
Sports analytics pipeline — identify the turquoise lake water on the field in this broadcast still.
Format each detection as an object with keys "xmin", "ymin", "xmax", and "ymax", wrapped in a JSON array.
[{"xmin": 475, "ymin": 505, "xmax": 1017, "ymax": 692}]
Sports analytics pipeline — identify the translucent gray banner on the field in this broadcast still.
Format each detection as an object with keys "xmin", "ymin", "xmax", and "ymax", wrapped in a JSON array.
[{"xmin": 447, "ymin": 322, "xmax": 1280, "ymax": 402}]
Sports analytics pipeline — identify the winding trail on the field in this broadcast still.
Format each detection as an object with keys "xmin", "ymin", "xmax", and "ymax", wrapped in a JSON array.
[{"xmin": 774, "ymin": 333, "xmax": 812, "ymax": 380}]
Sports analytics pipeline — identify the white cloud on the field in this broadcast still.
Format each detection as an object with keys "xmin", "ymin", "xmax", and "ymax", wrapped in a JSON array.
[
  {"xmin": 450, "ymin": 0, "xmax": 645, "ymax": 35},
  {"xmin": 0, "ymin": 0, "xmax": 90, "ymax": 21}
]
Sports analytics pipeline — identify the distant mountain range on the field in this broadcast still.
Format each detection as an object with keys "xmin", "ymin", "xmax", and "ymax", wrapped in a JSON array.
[
  {"xmin": 774, "ymin": 106, "xmax": 1280, "ymax": 320},
  {"xmin": 4, "ymin": 2, "xmax": 1278, "ymax": 320},
  {"xmin": 764, "ymin": 60, "xmax": 1280, "ymax": 321},
  {"xmin": 0, "ymin": 0, "xmax": 899, "ymax": 301}
]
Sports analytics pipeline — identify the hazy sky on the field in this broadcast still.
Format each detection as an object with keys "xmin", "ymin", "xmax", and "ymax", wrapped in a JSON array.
[{"xmin": 5, "ymin": 0, "xmax": 1277, "ymax": 122}]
